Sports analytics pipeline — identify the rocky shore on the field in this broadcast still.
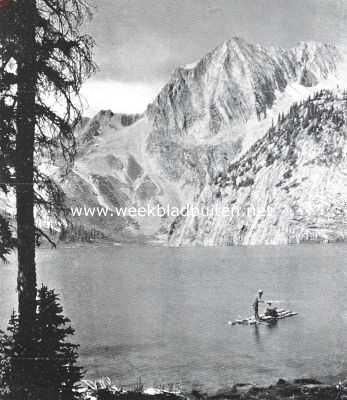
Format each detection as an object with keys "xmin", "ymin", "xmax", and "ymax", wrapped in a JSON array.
[
  {"xmin": 201, "ymin": 379, "xmax": 341, "ymax": 400},
  {"xmin": 82, "ymin": 378, "xmax": 345, "ymax": 400}
]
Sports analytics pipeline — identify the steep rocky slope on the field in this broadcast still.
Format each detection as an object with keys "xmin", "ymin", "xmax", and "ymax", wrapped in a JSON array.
[
  {"xmin": 58, "ymin": 38, "xmax": 347, "ymax": 244},
  {"xmin": 149, "ymin": 38, "xmax": 343, "ymax": 140},
  {"xmin": 169, "ymin": 90, "xmax": 347, "ymax": 245}
]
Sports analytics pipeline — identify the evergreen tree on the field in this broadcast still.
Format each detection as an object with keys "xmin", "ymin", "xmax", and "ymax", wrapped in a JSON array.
[
  {"xmin": 0, "ymin": 215, "xmax": 15, "ymax": 262},
  {"xmin": 34, "ymin": 286, "xmax": 83, "ymax": 400},
  {"xmin": 0, "ymin": 20, "xmax": 16, "ymax": 262},
  {"xmin": 0, "ymin": 312, "xmax": 18, "ymax": 398},
  {"xmin": 0, "ymin": 286, "xmax": 83, "ymax": 400},
  {"xmin": 0, "ymin": 311, "xmax": 33, "ymax": 400},
  {"xmin": 0, "ymin": 1, "xmax": 95, "ymax": 394}
]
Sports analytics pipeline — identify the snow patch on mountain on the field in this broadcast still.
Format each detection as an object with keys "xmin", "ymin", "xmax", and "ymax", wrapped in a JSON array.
[
  {"xmin": 169, "ymin": 90, "xmax": 347, "ymax": 245},
  {"xmin": 56, "ymin": 38, "xmax": 347, "ymax": 244}
]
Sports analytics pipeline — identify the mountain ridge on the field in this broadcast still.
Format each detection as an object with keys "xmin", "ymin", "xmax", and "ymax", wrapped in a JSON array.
[
  {"xmin": 169, "ymin": 89, "xmax": 347, "ymax": 245},
  {"xmin": 49, "ymin": 38, "xmax": 347, "ymax": 244}
]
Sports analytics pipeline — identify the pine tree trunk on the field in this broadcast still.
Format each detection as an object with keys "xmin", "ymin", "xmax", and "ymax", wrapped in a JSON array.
[{"xmin": 15, "ymin": 0, "xmax": 37, "ymax": 348}]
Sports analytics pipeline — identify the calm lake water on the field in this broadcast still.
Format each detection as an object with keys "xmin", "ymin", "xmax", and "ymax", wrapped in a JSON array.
[{"xmin": 2, "ymin": 244, "xmax": 347, "ymax": 391}]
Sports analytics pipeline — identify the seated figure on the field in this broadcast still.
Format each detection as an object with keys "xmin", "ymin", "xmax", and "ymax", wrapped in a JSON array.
[{"xmin": 264, "ymin": 301, "xmax": 278, "ymax": 318}]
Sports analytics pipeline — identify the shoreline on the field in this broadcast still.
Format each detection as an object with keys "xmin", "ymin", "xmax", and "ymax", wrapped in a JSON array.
[
  {"xmin": 36, "ymin": 239, "xmax": 347, "ymax": 252},
  {"xmin": 81, "ymin": 378, "xmax": 346, "ymax": 400},
  {"xmin": 203, "ymin": 378, "xmax": 343, "ymax": 400}
]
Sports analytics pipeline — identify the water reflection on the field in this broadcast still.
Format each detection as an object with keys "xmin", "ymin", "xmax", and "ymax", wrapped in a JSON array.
[
  {"xmin": 252, "ymin": 321, "xmax": 279, "ymax": 345},
  {"xmin": 253, "ymin": 325, "xmax": 261, "ymax": 344}
]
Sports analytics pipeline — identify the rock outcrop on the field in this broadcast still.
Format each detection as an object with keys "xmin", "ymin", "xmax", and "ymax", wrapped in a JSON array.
[
  {"xmin": 169, "ymin": 90, "xmax": 347, "ymax": 245},
  {"xmin": 56, "ymin": 38, "xmax": 347, "ymax": 245}
]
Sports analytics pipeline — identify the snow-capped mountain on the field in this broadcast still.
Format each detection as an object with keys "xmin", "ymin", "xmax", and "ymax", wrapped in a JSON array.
[
  {"xmin": 59, "ymin": 38, "xmax": 347, "ymax": 244},
  {"xmin": 148, "ymin": 38, "xmax": 343, "ymax": 142},
  {"xmin": 169, "ymin": 90, "xmax": 347, "ymax": 245}
]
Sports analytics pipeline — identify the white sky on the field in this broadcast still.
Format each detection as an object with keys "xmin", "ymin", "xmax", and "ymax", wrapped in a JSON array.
[{"xmin": 80, "ymin": 80, "xmax": 163, "ymax": 117}]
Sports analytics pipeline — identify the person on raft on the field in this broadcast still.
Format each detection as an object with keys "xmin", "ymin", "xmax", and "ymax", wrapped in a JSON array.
[
  {"xmin": 264, "ymin": 301, "xmax": 278, "ymax": 318},
  {"xmin": 253, "ymin": 290, "xmax": 264, "ymax": 320}
]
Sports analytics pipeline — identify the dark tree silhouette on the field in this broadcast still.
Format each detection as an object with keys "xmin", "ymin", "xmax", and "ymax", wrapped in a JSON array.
[
  {"xmin": 0, "ymin": 286, "xmax": 83, "ymax": 399},
  {"xmin": 0, "ymin": 214, "xmax": 15, "ymax": 262},
  {"xmin": 0, "ymin": 0, "xmax": 95, "ymax": 396},
  {"xmin": 0, "ymin": 0, "xmax": 16, "ymax": 262}
]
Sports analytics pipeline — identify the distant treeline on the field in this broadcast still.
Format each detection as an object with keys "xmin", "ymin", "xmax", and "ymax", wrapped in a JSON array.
[{"xmin": 57, "ymin": 224, "xmax": 107, "ymax": 243}]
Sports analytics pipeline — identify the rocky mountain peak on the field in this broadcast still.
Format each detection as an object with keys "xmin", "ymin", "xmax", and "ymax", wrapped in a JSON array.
[
  {"xmin": 76, "ymin": 110, "xmax": 142, "ymax": 147},
  {"xmin": 147, "ymin": 38, "xmax": 345, "ymax": 151},
  {"xmin": 55, "ymin": 38, "xmax": 347, "ymax": 245}
]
